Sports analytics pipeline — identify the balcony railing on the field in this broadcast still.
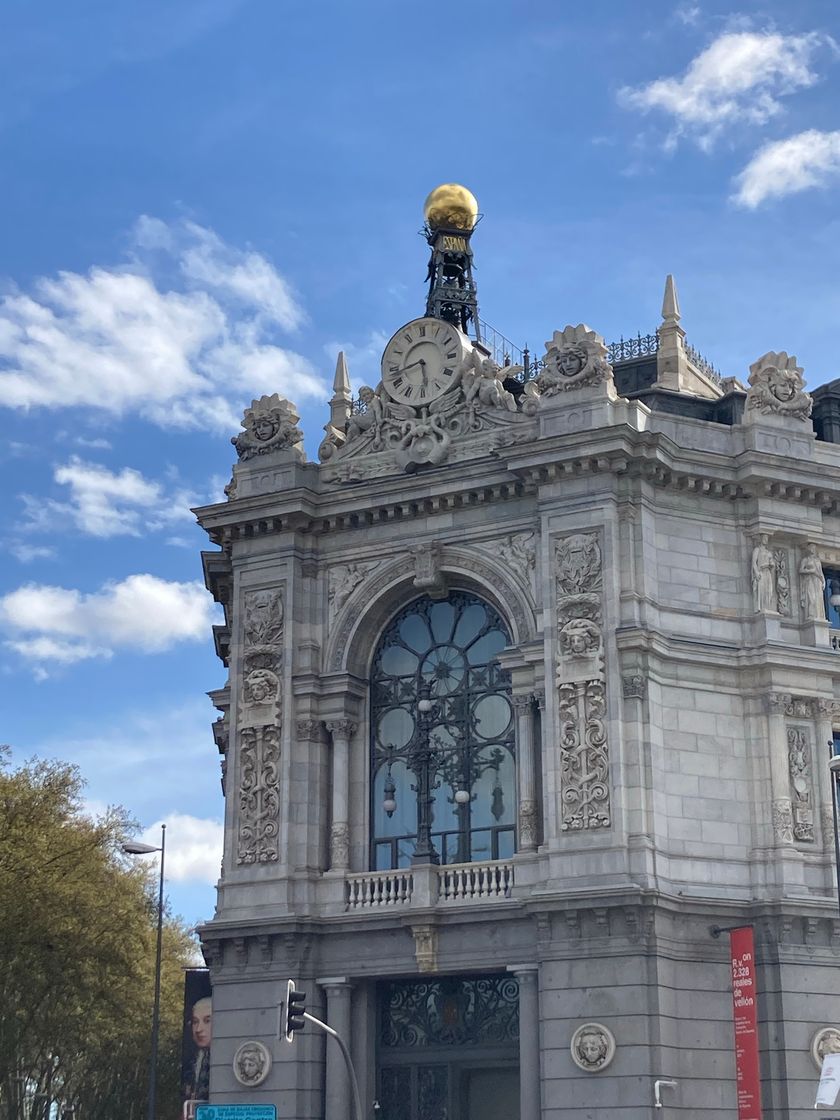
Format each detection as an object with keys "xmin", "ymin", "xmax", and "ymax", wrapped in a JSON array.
[
  {"xmin": 438, "ymin": 860, "xmax": 514, "ymax": 901},
  {"xmin": 346, "ymin": 868, "xmax": 413, "ymax": 909},
  {"xmin": 344, "ymin": 858, "xmax": 515, "ymax": 910}
]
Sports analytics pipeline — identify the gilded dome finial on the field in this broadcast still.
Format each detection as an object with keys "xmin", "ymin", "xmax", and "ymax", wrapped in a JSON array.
[{"xmin": 423, "ymin": 183, "xmax": 479, "ymax": 232}]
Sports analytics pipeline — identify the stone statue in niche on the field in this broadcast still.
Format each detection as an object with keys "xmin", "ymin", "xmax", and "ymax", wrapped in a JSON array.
[
  {"xmin": 536, "ymin": 324, "xmax": 613, "ymax": 396},
  {"xmin": 746, "ymin": 351, "xmax": 812, "ymax": 421},
  {"xmin": 570, "ymin": 1023, "xmax": 615, "ymax": 1072},
  {"xmin": 751, "ymin": 534, "xmax": 777, "ymax": 613},
  {"xmin": 232, "ymin": 394, "xmax": 304, "ymax": 461},
  {"xmin": 799, "ymin": 543, "xmax": 826, "ymax": 620}
]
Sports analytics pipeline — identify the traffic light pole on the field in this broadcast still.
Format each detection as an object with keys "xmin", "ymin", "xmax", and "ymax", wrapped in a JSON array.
[{"xmin": 302, "ymin": 1011, "xmax": 363, "ymax": 1120}]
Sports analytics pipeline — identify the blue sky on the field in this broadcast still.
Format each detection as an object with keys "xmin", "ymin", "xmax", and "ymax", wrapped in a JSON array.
[{"xmin": 1, "ymin": 0, "xmax": 839, "ymax": 925}]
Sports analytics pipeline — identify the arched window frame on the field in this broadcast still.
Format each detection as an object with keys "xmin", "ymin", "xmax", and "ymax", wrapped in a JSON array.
[{"xmin": 368, "ymin": 592, "xmax": 517, "ymax": 870}]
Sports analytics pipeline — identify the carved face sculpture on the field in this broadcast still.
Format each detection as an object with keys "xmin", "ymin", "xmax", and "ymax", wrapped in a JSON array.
[
  {"xmin": 770, "ymin": 373, "xmax": 796, "ymax": 402},
  {"xmin": 578, "ymin": 1030, "xmax": 607, "ymax": 1067},
  {"xmin": 562, "ymin": 619, "xmax": 600, "ymax": 656},
  {"xmin": 254, "ymin": 416, "xmax": 278, "ymax": 442},
  {"xmin": 238, "ymin": 1047, "xmax": 264, "ymax": 1081},
  {"xmin": 558, "ymin": 347, "xmax": 585, "ymax": 378},
  {"xmin": 818, "ymin": 1029, "xmax": 840, "ymax": 1061},
  {"xmin": 359, "ymin": 386, "xmax": 375, "ymax": 404},
  {"xmin": 246, "ymin": 670, "xmax": 275, "ymax": 704}
]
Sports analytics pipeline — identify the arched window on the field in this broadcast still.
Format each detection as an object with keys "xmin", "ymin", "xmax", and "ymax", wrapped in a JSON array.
[{"xmin": 370, "ymin": 593, "xmax": 515, "ymax": 870}]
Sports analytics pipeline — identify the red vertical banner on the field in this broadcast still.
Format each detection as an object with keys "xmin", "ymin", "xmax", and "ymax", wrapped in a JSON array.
[{"xmin": 729, "ymin": 926, "xmax": 763, "ymax": 1120}]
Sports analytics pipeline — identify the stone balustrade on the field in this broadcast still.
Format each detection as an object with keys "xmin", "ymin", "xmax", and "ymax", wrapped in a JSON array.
[{"xmin": 344, "ymin": 860, "xmax": 515, "ymax": 911}]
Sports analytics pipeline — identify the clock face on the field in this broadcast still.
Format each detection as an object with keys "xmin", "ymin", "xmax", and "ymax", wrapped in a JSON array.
[{"xmin": 381, "ymin": 317, "xmax": 468, "ymax": 404}]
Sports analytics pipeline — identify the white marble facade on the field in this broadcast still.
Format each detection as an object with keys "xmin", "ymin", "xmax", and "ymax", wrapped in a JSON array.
[{"xmin": 195, "ymin": 306, "xmax": 840, "ymax": 1120}]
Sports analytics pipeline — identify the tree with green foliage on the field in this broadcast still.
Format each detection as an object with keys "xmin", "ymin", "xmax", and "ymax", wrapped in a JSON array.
[{"xmin": 0, "ymin": 747, "xmax": 201, "ymax": 1120}]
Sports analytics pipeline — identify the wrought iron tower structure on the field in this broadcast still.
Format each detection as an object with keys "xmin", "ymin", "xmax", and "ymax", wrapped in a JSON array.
[{"xmin": 422, "ymin": 184, "xmax": 481, "ymax": 340}]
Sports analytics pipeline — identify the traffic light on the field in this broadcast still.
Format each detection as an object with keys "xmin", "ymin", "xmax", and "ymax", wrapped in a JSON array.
[{"xmin": 285, "ymin": 978, "xmax": 307, "ymax": 1042}]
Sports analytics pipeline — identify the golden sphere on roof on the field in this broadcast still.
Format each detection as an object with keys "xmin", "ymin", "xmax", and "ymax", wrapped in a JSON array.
[{"xmin": 423, "ymin": 183, "xmax": 479, "ymax": 232}]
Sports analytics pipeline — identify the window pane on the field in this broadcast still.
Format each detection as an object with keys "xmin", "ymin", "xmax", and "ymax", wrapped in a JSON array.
[
  {"xmin": 453, "ymin": 603, "xmax": 486, "ymax": 647},
  {"xmin": 497, "ymin": 828, "xmax": 515, "ymax": 860},
  {"xmin": 472, "ymin": 694, "xmax": 512, "ymax": 740},
  {"xmin": 379, "ymin": 644, "xmax": 419, "ymax": 676},
  {"xmin": 467, "ymin": 628, "xmax": 507, "ymax": 665},
  {"xmin": 399, "ymin": 613, "xmax": 432, "ymax": 652},
  {"xmin": 429, "ymin": 600, "xmax": 456, "ymax": 643},
  {"xmin": 377, "ymin": 707, "xmax": 415, "ymax": 749}
]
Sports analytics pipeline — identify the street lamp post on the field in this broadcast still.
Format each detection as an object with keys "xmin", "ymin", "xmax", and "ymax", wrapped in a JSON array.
[
  {"xmin": 123, "ymin": 825, "xmax": 166, "ymax": 1120},
  {"xmin": 828, "ymin": 744, "xmax": 840, "ymax": 917}
]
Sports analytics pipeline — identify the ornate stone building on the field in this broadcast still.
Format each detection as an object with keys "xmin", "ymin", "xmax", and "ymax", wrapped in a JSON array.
[{"xmin": 195, "ymin": 185, "xmax": 840, "ymax": 1120}]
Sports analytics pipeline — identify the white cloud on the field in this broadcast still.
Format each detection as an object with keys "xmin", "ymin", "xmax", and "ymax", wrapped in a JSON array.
[
  {"xmin": 0, "ymin": 218, "xmax": 325, "ymax": 430},
  {"xmin": 620, "ymin": 30, "xmax": 832, "ymax": 148},
  {"xmin": 9, "ymin": 543, "xmax": 56, "ymax": 563},
  {"xmin": 733, "ymin": 128, "xmax": 840, "ymax": 207},
  {"xmin": 138, "ymin": 813, "xmax": 224, "ymax": 885},
  {"xmin": 0, "ymin": 573, "xmax": 217, "ymax": 671},
  {"xmin": 675, "ymin": 5, "xmax": 702, "ymax": 27},
  {"xmin": 19, "ymin": 456, "xmax": 210, "ymax": 539}
]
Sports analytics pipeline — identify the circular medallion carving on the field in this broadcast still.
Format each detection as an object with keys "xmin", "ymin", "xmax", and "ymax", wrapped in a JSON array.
[
  {"xmin": 811, "ymin": 1027, "xmax": 840, "ymax": 1070},
  {"xmin": 233, "ymin": 1040, "xmax": 272, "ymax": 1087},
  {"xmin": 570, "ymin": 1022, "xmax": 616, "ymax": 1073}
]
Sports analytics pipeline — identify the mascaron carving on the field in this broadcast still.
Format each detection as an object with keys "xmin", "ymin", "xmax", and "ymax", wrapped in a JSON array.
[
  {"xmin": 536, "ymin": 325, "xmax": 612, "ymax": 395},
  {"xmin": 747, "ymin": 351, "xmax": 811, "ymax": 422},
  {"xmin": 232, "ymin": 394, "xmax": 304, "ymax": 461}
]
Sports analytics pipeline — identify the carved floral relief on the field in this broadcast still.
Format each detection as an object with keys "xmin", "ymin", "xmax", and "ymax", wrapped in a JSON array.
[
  {"xmin": 554, "ymin": 531, "xmax": 611, "ymax": 831},
  {"xmin": 787, "ymin": 726, "xmax": 814, "ymax": 842},
  {"xmin": 237, "ymin": 587, "xmax": 284, "ymax": 865}
]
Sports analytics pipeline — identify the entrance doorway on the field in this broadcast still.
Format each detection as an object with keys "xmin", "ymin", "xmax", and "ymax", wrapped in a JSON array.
[{"xmin": 377, "ymin": 975, "xmax": 520, "ymax": 1120}]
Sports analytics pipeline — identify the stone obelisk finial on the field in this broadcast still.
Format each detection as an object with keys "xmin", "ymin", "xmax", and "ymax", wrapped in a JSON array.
[
  {"xmin": 656, "ymin": 274, "xmax": 687, "ymax": 391},
  {"xmin": 329, "ymin": 351, "xmax": 352, "ymax": 430}
]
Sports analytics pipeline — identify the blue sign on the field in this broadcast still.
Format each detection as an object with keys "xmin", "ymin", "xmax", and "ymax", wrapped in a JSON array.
[{"xmin": 195, "ymin": 1107, "xmax": 276, "ymax": 1120}]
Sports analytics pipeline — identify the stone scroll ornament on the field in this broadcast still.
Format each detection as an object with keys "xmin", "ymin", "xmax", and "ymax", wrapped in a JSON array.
[
  {"xmin": 746, "ymin": 351, "xmax": 812, "ymax": 422},
  {"xmin": 237, "ymin": 588, "xmax": 284, "ymax": 864},
  {"xmin": 536, "ymin": 324, "xmax": 613, "ymax": 396},
  {"xmin": 554, "ymin": 532, "xmax": 611, "ymax": 831},
  {"xmin": 232, "ymin": 394, "xmax": 305, "ymax": 461}
]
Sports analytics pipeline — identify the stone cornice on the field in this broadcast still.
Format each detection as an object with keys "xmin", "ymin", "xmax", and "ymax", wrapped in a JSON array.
[{"xmin": 194, "ymin": 423, "xmax": 840, "ymax": 545}]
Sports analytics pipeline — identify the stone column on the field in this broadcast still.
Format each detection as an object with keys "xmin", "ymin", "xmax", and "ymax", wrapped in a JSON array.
[
  {"xmin": 513, "ymin": 693, "xmax": 537, "ymax": 852},
  {"xmin": 326, "ymin": 721, "xmax": 356, "ymax": 870},
  {"xmin": 508, "ymin": 964, "xmax": 540, "ymax": 1120},
  {"xmin": 318, "ymin": 977, "xmax": 353, "ymax": 1120}
]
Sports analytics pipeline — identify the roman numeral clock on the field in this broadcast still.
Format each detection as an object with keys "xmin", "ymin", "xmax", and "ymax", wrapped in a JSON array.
[{"xmin": 381, "ymin": 317, "xmax": 470, "ymax": 405}]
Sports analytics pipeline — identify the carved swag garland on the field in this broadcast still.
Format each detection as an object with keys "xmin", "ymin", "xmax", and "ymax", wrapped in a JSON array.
[
  {"xmin": 554, "ymin": 532, "xmax": 611, "ymax": 830},
  {"xmin": 237, "ymin": 588, "xmax": 284, "ymax": 864}
]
